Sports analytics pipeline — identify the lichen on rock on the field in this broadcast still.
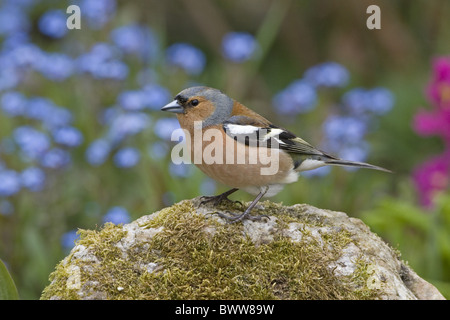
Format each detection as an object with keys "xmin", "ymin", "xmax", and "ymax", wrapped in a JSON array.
[{"xmin": 41, "ymin": 198, "xmax": 445, "ymax": 300}]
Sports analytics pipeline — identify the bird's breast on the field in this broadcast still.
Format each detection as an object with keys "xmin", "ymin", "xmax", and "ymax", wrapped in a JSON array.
[{"xmin": 186, "ymin": 127, "xmax": 297, "ymax": 190}]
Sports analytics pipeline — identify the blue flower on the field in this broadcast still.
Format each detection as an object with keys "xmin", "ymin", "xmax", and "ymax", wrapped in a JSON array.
[
  {"xmin": 0, "ymin": 42, "xmax": 45, "ymax": 90},
  {"xmin": 85, "ymin": 138, "xmax": 111, "ymax": 166},
  {"xmin": 25, "ymin": 97, "xmax": 73, "ymax": 129},
  {"xmin": 2, "ymin": 31, "xmax": 29, "ymax": 50},
  {"xmin": 141, "ymin": 84, "xmax": 171, "ymax": 111},
  {"xmin": 113, "ymin": 147, "xmax": 140, "ymax": 168},
  {"xmin": 365, "ymin": 87, "xmax": 394, "ymax": 115},
  {"xmin": 338, "ymin": 144, "xmax": 369, "ymax": 162},
  {"xmin": 21, "ymin": 167, "xmax": 45, "ymax": 192},
  {"xmin": 61, "ymin": 229, "xmax": 80, "ymax": 250},
  {"xmin": 38, "ymin": 9, "xmax": 68, "ymax": 39},
  {"xmin": 77, "ymin": 43, "xmax": 128, "ymax": 80},
  {"xmin": 24, "ymin": 97, "xmax": 53, "ymax": 120},
  {"xmin": 78, "ymin": 0, "xmax": 117, "ymax": 29},
  {"xmin": 102, "ymin": 206, "xmax": 131, "ymax": 224},
  {"xmin": 13, "ymin": 126, "xmax": 51, "ymax": 160},
  {"xmin": 0, "ymin": 4, "xmax": 30, "ymax": 36},
  {"xmin": 222, "ymin": 32, "xmax": 258, "ymax": 62},
  {"xmin": 7, "ymin": 43, "xmax": 44, "ymax": 68},
  {"xmin": 323, "ymin": 115, "xmax": 367, "ymax": 146},
  {"xmin": 272, "ymin": 80, "xmax": 317, "ymax": 115},
  {"xmin": 337, "ymin": 144, "xmax": 370, "ymax": 171},
  {"xmin": 304, "ymin": 62, "xmax": 350, "ymax": 88},
  {"xmin": 45, "ymin": 108, "xmax": 74, "ymax": 130},
  {"xmin": 52, "ymin": 127, "xmax": 84, "ymax": 147},
  {"xmin": 40, "ymin": 148, "xmax": 72, "ymax": 169},
  {"xmin": 111, "ymin": 24, "xmax": 157, "ymax": 58},
  {"xmin": 153, "ymin": 117, "xmax": 181, "ymax": 140},
  {"xmin": 77, "ymin": 43, "xmax": 116, "ymax": 71},
  {"xmin": 117, "ymin": 90, "xmax": 147, "ymax": 111},
  {"xmin": 25, "ymin": 97, "xmax": 72, "ymax": 129},
  {"xmin": 107, "ymin": 112, "xmax": 150, "ymax": 142},
  {"xmin": 34, "ymin": 53, "xmax": 74, "ymax": 81},
  {"xmin": 342, "ymin": 87, "xmax": 394, "ymax": 115},
  {"xmin": 99, "ymin": 60, "xmax": 129, "ymax": 80},
  {"xmin": 169, "ymin": 162, "xmax": 193, "ymax": 178},
  {"xmin": 100, "ymin": 106, "xmax": 121, "ymax": 125},
  {"xmin": 3, "ymin": 0, "xmax": 35, "ymax": 8},
  {"xmin": 0, "ymin": 169, "xmax": 21, "ymax": 197},
  {"xmin": 166, "ymin": 43, "xmax": 206, "ymax": 75},
  {"xmin": 1, "ymin": 91, "xmax": 27, "ymax": 117},
  {"xmin": 287, "ymin": 80, "xmax": 318, "ymax": 111},
  {"xmin": 342, "ymin": 88, "xmax": 369, "ymax": 115},
  {"xmin": 0, "ymin": 65, "xmax": 21, "ymax": 91}
]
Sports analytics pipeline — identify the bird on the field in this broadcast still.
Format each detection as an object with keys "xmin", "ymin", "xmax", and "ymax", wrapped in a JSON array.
[{"xmin": 161, "ymin": 86, "xmax": 390, "ymax": 223}]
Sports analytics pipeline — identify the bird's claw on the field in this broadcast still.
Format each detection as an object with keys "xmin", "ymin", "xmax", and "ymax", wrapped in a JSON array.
[{"xmin": 200, "ymin": 195, "xmax": 243, "ymax": 208}]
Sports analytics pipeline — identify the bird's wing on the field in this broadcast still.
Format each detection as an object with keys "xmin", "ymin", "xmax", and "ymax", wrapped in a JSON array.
[
  {"xmin": 222, "ymin": 116, "xmax": 391, "ymax": 172},
  {"xmin": 222, "ymin": 115, "xmax": 330, "ymax": 157}
]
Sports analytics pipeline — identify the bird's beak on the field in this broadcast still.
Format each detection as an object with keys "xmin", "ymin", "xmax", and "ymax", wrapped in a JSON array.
[{"xmin": 161, "ymin": 100, "xmax": 185, "ymax": 114}]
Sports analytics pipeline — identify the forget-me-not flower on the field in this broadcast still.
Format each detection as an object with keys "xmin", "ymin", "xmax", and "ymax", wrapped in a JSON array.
[
  {"xmin": 273, "ymin": 80, "xmax": 317, "ymax": 115},
  {"xmin": 304, "ymin": 62, "xmax": 350, "ymax": 88},
  {"xmin": 40, "ymin": 148, "xmax": 72, "ymax": 169},
  {"xmin": 0, "ymin": 169, "xmax": 21, "ymax": 197},
  {"xmin": 166, "ymin": 43, "xmax": 206, "ymax": 75},
  {"xmin": 153, "ymin": 117, "xmax": 181, "ymax": 141},
  {"xmin": 1, "ymin": 91, "xmax": 27, "ymax": 117},
  {"xmin": 103, "ymin": 206, "xmax": 131, "ymax": 224},
  {"xmin": 52, "ymin": 127, "xmax": 84, "ymax": 148},
  {"xmin": 222, "ymin": 32, "xmax": 258, "ymax": 63},
  {"xmin": 113, "ymin": 147, "xmax": 140, "ymax": 168},
  {"xmin": 38, "ymin": 10, "xmax": 68, "ymax": 39},
  {"xmin": 21, "ymin": 167, "xmax": 46, "ymax": 192},
  {"xmin": 85, "ymin": 138, "xmax": 111, "ymax": 166}
]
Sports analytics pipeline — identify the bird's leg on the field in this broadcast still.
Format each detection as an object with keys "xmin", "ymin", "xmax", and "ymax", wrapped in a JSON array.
[
  {"xmin": 216, "ymin": 186, "xmax": 269, "ymax": 223},
  {"xmin": 200, "ymin": 188, "xmax": 241, "ymax": 207}
]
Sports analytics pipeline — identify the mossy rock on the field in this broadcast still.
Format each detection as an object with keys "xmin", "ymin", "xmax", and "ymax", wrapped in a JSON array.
[{"xmin": 41, "ymin": 198, "xmax": 445, "ymax": 300}]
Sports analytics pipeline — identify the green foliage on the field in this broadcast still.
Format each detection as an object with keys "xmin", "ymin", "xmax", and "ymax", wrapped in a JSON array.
[
  {"xmin": 0, "ymin": 259, "xmax": 19, "ymax": 300},
  {"xmin": 362, "ymin": 192, "xmax": 450, "ymax": 298}
]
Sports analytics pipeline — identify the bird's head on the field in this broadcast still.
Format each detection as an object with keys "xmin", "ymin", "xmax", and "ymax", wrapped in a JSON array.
[{"xmin": 161, "ymin": 86, "xmax": 233, "ymax": 128}]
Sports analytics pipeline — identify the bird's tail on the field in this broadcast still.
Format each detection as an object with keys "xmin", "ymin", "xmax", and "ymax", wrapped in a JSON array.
[{"xmin": 324, "ymin": 159, "xmax": 392, "ymax": 173}]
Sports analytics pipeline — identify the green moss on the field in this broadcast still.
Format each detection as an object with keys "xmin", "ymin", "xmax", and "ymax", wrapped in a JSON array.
[{"xmin": 41, "ymin": 199, "xmax": 381, "ymax": 300}]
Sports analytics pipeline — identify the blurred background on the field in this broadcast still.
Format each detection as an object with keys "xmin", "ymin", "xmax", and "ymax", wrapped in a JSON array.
[{"xmin": 0, "ymin": 0, "xmax": 449, "ymax": 299}]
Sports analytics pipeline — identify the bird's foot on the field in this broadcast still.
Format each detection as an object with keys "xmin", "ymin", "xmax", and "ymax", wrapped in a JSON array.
[
  {"xmin": 200, "ymin": 193, "xmax": 243, "ymax": 207},
  {"xmin": 204, "ymin": 187, "xmax": 269, "ymax": 223}
]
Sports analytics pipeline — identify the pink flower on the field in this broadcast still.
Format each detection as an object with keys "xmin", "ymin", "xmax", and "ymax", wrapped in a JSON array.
[
  {"xmin": 414, "ymin": 56, "xmax": 450, "ymax": 146},
  {"xmin": 414, "ymin": 109, "xmax": 450, "ymax": 146},
  {"xmin": 413, "ymin": 152, "xmax": 450, "ymax": 207},
  {"xmin": 426, "ymin": 57, "xmax": 450, "ymax": 109},
  {"xmin": 412, "ymin": 56, "xmax": 450, "ymax": 207},
  {"xmin": 413, "ymin": 110, "xmax": 442, "ymax": 136}
]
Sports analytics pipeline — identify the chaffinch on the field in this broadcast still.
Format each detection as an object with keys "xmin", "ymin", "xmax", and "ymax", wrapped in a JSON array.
[{"xmin": 162, "ymin": 86, "xmax": 390, "ymax": 222}]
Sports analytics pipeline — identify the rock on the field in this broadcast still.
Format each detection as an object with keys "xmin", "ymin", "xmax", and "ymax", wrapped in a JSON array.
[{"xmin": 41, "ymin": 198, "xmax": 445, "ymax": 300}]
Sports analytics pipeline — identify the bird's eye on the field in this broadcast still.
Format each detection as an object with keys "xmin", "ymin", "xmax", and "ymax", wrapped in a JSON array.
[{"xmin": 191, "ymin": 99, "xmax": 199, "ymax": 107}]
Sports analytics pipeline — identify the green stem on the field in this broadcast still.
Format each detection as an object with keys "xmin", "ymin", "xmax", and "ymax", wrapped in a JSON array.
[
  {"xmin": 232, "ymin": 0, "xmax": 292, "ymax": 97},
  {"xmin": 251, "ymin": 0, "xmax": 292, "ymax": 73}
]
